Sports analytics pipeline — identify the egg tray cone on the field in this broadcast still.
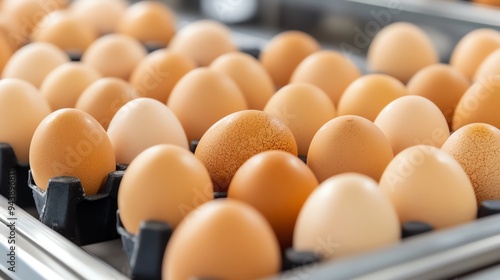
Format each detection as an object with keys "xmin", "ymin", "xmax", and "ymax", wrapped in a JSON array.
[
  {"xmin": 27, "ymin": 169, "xmax": 124, "ymax": 246},
  {"xmin": 0, "ymin": 142, "xmax": 34, "ymax": 208}
]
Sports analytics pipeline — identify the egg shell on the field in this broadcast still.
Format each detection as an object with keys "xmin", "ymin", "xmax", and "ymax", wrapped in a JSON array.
[
  {"xmin": 290, "ymin": 50, "xmax": 361, "ymax": 106},
  {"xmin": 194, "ymin": 110, "xmax": 298, "ymax": 192},
  {"xmin": 70, "ymin": 0, "xmax": 128, "ymax": 35},
  {"xmin": 164, "ymin": 200, "xmax": 281, "ymax": 280},
  {"xmin": 210, "ymin": 52, "xmax": 274, "ymax": 110},
  {"xmin": 294, "ymin": 173, "xmax": 400, "ymax": 260},
  {"xmin": 228, "ymin": 150, "xmax": 318, "ymax": 249},
  {"xmin": 441, "ymin": 123, "xmax": 500, "ymax": 204},
  {"xmin": 337, "ymin": 74, "xmax": 407, "ymax": 122},
  {"xmin": 118, "ymin": 144, "xmax": 213, "ymax": 235},
  {"xmin": 307, "ymin": 115, "xmax": 393, "ymax": 182},
  {"xmin": 29, "ymin": 108, "xmax": 116, "ymax": 194},
  {"xmin": 259, "ymin": 30, "xmax": 320, "ymax": 88},
  {"xmin": 0, "ymin": 78, "xmax": 51, "ymax": 163},
  {"xmin": 264, "ymin": 83, "xmax": 336, "ymax": 156},
  {"xmin": 380, "ymin": 145, "xmax": 477, "ymax": 229},
  {"xmin": 107, "ymin": 98, "xmax": 189, "ymax": 164},
  {"xmin": 474, "ymin": 49, "xmax": 500, "ymax": 82}
]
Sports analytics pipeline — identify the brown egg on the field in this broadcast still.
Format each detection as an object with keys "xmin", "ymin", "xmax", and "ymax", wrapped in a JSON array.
[
  {"xmin": 168, "ymin": 20, "xmax": 237, "ymax": 66},
  {"xmin": 129, "ymin": 49, "xmax": 196, "ymax": 103},
  {"xmin": 195, "ymin": 110, "xmax": 298, "ymax": 192},
  {"xmin": 475, "ymin": 49, "xmax": 500, "ymax": 82},
  {"xmin": 337, "ymin": 74, "xmax": 407, "ymax": 122},
  {"xmin": 118, "ymin": 144, "xmax": 213, "ymax": 235},
  {"xmin": 2, "ymin": 42, "xmax": 69, "ymax": 87},
  {"xmin": 264, "ymin": 83, "xmax": 336, "ymax": 156},
  {"xmin": 380, "ymin": 145, "xmax": 477, "ymax": 229},
  {"xmin": 453, "ymin": 76, "xmax": 500, "ymax": 131},
  {"xmin": 407, "ymin": 64, "xmax": 470, "ymax": 128},
  {"xmin": 290, "ymin": 50, "xmax": 361, "ymax": 106},
  {"xmin": 259, "ymin": 30, "xmax": 320, "ymax": 88},
  {"xmin": 294, "ymin": 173, "xmax": 400, "ymax": 260},
  {"xmin": 367, "ymin": 22, "xmax": 438, "ymax": 83},
  {"xmin": 29, "ymin": 108, "xmax": 116, "ymax": 194},
  {"xmin": 0, "ymin": 78, "xmax": 51, "ymax": 163},
  {"xmin": 70, "ymin": 0, "xmax": 128, "ymax": 35},
  {"xmin": 118, "ymin": 1, "xmax": 175, "ymax": 47},
  {"xmin": 375, "ymin": 96, "xmax": 450, "ymax": 155},
  {"xmin": 40, "ymin": 62, "xmax": 102, "ymax": 110},
  {"xmin": 307, "ymin": 115, "xmax": 393, "ymax": 183},
  {"xmin": 450, "ymin": 29, "xmax": 500, "ymax": 79},
  {"xmin": 164, "ymin": 200, "xmax": 280, "ymax": 280},
  {"xmin": 228, "ymin": 150, "xmax": 318, "ymax": 249},
  {"xmin": 81, "ymin": 34, "xmax": 147, "ymax": 80},
  {"xmin": 442, "ymin": 123, "xmax": 500, "ymax": 204},
  {"xmin": 167, "ymin": 68, "xmax": 247, "ymax": 142},
  {"xmin": 210, "ymin": 52, "xmax": 274, "ymax": 110}
]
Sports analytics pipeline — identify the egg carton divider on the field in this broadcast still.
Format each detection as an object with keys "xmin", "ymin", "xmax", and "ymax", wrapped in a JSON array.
[{"xmin": 0, "ymin": 142, "xmax": 34, "ymax": 208}]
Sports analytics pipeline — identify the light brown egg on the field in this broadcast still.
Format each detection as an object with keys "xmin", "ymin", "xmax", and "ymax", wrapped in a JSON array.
[
  {"xmin": 107, "ymin": 98, "xmax": 189, "ymax": 164},
  {"xmin": 168, "ymin": 20, "xmax": 237, "ymax": 67},
  {"xmin": 210, "ymin": 52, "xmax": 274, "ymax": 110},
  {"xmin": 118, "ymin": 1, "xmax": 175, "ymax": 47},
  {"xmin": 167, "ymin": 68, "xmax": 247, "ymax": 142},
  {"xmin": 474, "ymin": 49, "xmax": 500, "ymax": 82},
  {"xmin": 259, "ymin": 30, "xmax": 320, "ymax": 88},
  {"xmin": 118, "ymin": 144, "xmax": 213, "ymax": 235},
  {"xmin": 70, "ymin": 0, "xmax": 128, "ymax": 35},
  {"xmin": 375, "ymin": 96, "xmax": 450, "ymax": 155},
  {"xmin": 294, "ymin": 173, "xmax": 400, "ymax": 260},
  {"xmin": 442, "ymin": 123, "xmax": 500, "ymax": 204},
  {"xmin": 228, "ymin": 150, "xmax": 318, "ymax": 249},
  {"xmin": 337, "ymin": 74, "xmax": 407, "ymax": 122},
  {"xmin": 81, "ymin": 34, "xmax": 147, "ymax": 80},
  {"xmin": 40, "ymin": 62, "xmax": 102, "ymax": 110},
  {"xmin": 450, "ymin": 28, "xmax": 500, "ymax": 79},
  {"xmin": 195, "ymin": 110, "xmax": 298, "ymax": 192},
  {"xmin": 129, "ymin": 49, "xmax": 196, "ymax": 103},
  {"xmin": 367, "ymin": 22, "xmax": 438, "ymax": 83},
  {"xmin": 164, "ymin": 200, "xmax": 280, "ymax": 280},
  {"xmin": 29, "ymin": 108, "xmax": 116, "ymax": 194},
  {"xmin": 290, "ymin": 50, "xmax": 361, "ymax": 106},
  {"xmin": 307, "ymin": 115, "xmax": 393, "ymax": 183},
  {"xmin": 453, "ymin": 76, "xmax": 500, "ymax": 131},
  {"xmin": 264, "ymin": 83, "xmax": 336, "ymax": 156},
  {"xmin": 0, "ymin": 79, "xmax": 51, "ymax": 163},
  {"xmin": 2, "ymin": 42, "xmax": 69, "ymax": 87},
  {"xmin": 380, "ymin": 145, "xmax": 477, "ymax": 229}
]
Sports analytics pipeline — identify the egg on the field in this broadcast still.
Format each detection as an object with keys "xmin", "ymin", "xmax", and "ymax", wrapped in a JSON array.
[
  {"xmin": 290, "ymin": 50, "xmax": 361, "ymax": 106},
  {"xmin": 450, "ymin": 28, "xmax": 500, "ymax": 80},
  {"xmin": 117, "ymin": 1, "xmax": 175, "ymax": 47},
  {"xmin": 75, "ymin": 78, "xmax": 137, "ymax": 129},
  {"xmin": 337, "ymin": 74, "xmax": 407, "ymax": 122},
  {"xmin": 81, "ymin": 34, "xmax": 147, "ymax": 80},
  {"xmin": 118, "ymin": 144, "xmax": 213, "ymax": 235},
  {"xmin": 164, "ymin": 200, "xmax": 280, "ymax": 280},
  {"xmin": 0, "ymin": 12, "xmax": 23, "ymax": 50},
  {"xmin": 29, "ymin": 108, "xmax": 116, "ymax": 194},
  {"xmin": 374, "ymin": 96, "xmax": 450, "ymax": 155},
  {"xmin": 474, "ymin": 49, "xmax": 500, "ymax": 82},
  {"xmin": 0, "ymin": 79, "xmax": 51, "ymax": 163},
  {"xmin": 70, "ymin": 0, "xmax": 128, "ymax": 35},
  {"xmin": 210, "ymin": 52, "xmax": 274, "ymax": 110},
  {"xmin": 367, "ymin": 22, "xmax": 438, "ymax": 83},
  {"xmin": 294, "ymin": 173, "xmax": 400, "ymax": 260},
  {"xmin": 453, "ymin": 76, "xmax": 500, "ymax": 131},
  {"xmin": 167, "ymin": 68, "xmax": 247, "ymax": 142},
  {"xmin": 264, "ymin": 83, "xmax": 336, "ymax": 156},
  {"xmin": 2, "ymin": 42, "xmax": 69, "ymax": 87},
  {"xmin": 129, "ymin": 49, "xmax": 196, "ymax": 103},
  {"xmin": 107, "ymin": 98, "xmax": 188, "ymax": 164},
  {"xmin": 259, "ymin": 30, "xmax": 320, "ymax": 88},
  {"xmin": 195, "ymin": 110, "xmax": 298, "ymax": 192},
  {"xmin": 307, "ymin": 115, "xmax": 393, "ymax": 182},
  {"xmin": 380, "ymin": 145, "xmax": 477, "ymax": 229},
  {"xmin": 40, "ymin": 62, "xmax": 102, "ymax": 110},
  {"xmin": 168, "ymin": 20, "xmax": 237, "ymax": 67},
  {"xmin": 441, "ymin": 123, "xmax": 500, "ymax": 204},
  {"xmin": 228, "ymin": 150, "xmax": 318, "ymax": 249},
  {"xmin": 407, "ymin": 64, "xmax": 470, "ymax": 128}
]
